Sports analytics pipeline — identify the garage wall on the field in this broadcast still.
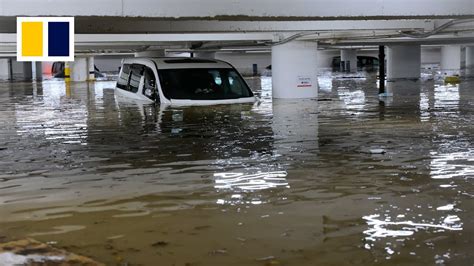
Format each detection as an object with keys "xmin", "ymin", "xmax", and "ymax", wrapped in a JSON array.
[
  {"xmin": 421, "ymin": 47, "xmax": 441, "ymax": 66},
  {"xmin": 95, "ymin": 55, "xmax": 133, "ymax": 73},
  {"xmin": 215, "ymin": 52, "xmax": 271, "ymax": 76},
  {"xmin": 317, "ymin": 50, "xmax": 338, "ymax": 69}
]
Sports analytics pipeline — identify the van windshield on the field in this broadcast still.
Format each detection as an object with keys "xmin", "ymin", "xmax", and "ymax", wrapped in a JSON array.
[{"xmin": 158, "ymin": 68, "xmax": 253, "ymax": 100}]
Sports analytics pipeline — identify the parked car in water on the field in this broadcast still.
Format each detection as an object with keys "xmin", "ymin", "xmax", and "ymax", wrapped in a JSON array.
[
  {"xmin": 115, "ymin": 57, "xmax": 256, "ymax": 105},
  {"xmin": 332, "ymin": 56, "xmax": 379, "ymax": 71},
  {"xmin": 51, "ymin": 62, "xmax": 104, "ymax": 78}
]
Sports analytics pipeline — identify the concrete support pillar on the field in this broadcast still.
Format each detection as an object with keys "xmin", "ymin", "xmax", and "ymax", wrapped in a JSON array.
[
  {"xmin": 8, "ymin": 61, "xmax": 36, "ymax": 80},
  {"xmin": 87, "ymin": 56, "xmax": 95, "ymax": 81},
  {"xmin": 22, "ymin": 62, "xmax": 33, "ymax": 80},
  {"xmin": 70, "ymin": 57, "xmax": 88, "ymax": 82},
  {"xmin": 135, "ymin": 50, "xmax": 165, "ymax": 57},
  {"xmin": 31, "ymin": 62, "xmax": 42, "ymax": 80},
  {"xmin": 340, "ymin": 49, "xmax": 357, "ymax": 72},
  {"xmin": 465, "ymin": 46, "xmax": 474, "ymax": 68},
  {"xmin": 440, "ymin": 45, "xmax": 461, "ymax": 76},
  {"xmin": 465, "ymin": 46, "xmax": 474, "ymax": 77},
  {"xmin": 0, "ymin": 59, "xmax": 10, "ymax": 80},
  {"xmin": 271, "ymin": 41, "xmax": 318, "ymax": 99},
  {"xmin": 378, "ymin": 45, "xmax": 386, "ymax": 94},
  {"xmin": 31, "ymin": 62, "xmax": 37, "ymax": 80},
  {"xmin": 193, "ymin": 52, "xmax": 216, "ymax": 59},
  {"xmin": 36, "ymin": 62, "xmax": 42, "ymax": 80},
  {"xmin": 387, "ymin": 45, "xmax": 421, "ymax": 80}
]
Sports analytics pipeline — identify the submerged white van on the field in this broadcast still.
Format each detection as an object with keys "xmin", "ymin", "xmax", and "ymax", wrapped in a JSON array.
[{"xmin": 115, "ymin": 57, "xmax": 256, "ymax": 105}]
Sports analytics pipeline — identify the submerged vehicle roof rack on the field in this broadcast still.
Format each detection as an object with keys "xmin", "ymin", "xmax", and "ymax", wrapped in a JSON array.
[{"xmin": 163, "ymin": 58, "xmax": 217, "ymax": 64}]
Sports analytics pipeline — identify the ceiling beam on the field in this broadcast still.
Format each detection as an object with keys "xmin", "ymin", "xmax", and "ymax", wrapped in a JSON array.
[{"xmin": 1, "ymin": 0, "xmax": 473, "ymax": 20}]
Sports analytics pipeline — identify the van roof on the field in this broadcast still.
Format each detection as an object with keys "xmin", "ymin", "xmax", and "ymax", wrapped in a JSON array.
[{"xmin": 124, "ymin": 57, "xmax": 234, "ymax": 70}]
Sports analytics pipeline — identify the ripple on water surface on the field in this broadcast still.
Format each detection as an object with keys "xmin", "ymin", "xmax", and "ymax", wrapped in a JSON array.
[{"xmin": 0, "ymin": 76, "xmax": 473, "ymax": 265}]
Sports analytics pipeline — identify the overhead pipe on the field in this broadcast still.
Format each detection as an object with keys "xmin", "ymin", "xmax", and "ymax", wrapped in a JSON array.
[
  {"xmin": 269, "ymin": 19, "xmax": 474, "ymax": 47},
  {"xmin": 272, "ymin": 31, "xmax": 319, "ymax": 46},
  {"xmin": 399, "ymin": 19, "xmax": 474, "ymax": 38}
]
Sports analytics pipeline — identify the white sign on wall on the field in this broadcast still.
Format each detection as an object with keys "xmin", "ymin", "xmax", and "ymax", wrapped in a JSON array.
[{"xmin": 296, "ymin": 76, "xmax": 312, "ymax": 88}]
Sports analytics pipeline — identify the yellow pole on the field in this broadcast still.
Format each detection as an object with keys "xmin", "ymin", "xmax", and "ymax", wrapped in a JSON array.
[
  {"xmin": 65, "ymin": 81, "xmax": 71, "ymax": 97},
  {"xmin": 64, "ymin": 62, "xmax": 71, "ymax": 82}
]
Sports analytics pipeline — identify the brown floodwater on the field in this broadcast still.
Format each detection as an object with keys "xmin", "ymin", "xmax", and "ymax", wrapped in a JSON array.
[{"xmin": 0, "ymin": 71, "xmax": 473, "ymax": 265}]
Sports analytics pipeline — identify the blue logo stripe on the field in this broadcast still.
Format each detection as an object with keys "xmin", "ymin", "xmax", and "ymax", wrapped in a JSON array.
[{"xmin": 48, "ymin": 22, "xmax": 69, "ymax": 57}]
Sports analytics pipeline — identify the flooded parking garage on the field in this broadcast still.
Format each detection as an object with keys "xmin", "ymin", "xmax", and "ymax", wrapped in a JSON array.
[{"xmin": 0, "ymin": 72, "xmax": 473, "ymax": 265}]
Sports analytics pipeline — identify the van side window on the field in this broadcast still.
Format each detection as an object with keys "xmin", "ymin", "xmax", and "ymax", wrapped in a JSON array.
[
  {"xmin": 142, "ymin": 67, "xmax": 158, "ymax": 102},
  {"xmin": 117, "ymin": 64, "xmax": 131, "ymax": 90},
  {"xmin": 227, "ymin": 71, "xmax": 247, "ymax": 96},
  {"xmin": 128, "ymin": 64, "xmax": 144, "ymax": 93},
  {"xmin": 117, "ymin": 63, "xmax": 159, "ymax": 102}
]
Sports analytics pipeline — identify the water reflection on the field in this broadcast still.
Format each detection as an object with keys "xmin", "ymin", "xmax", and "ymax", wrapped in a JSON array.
[
  {"xmin": 434, "ymin": 84, "xmax": 460, "ymax": 110},
  {"xmin": 356, "ymin": 76, "xmax": 473, "ymax": 263},
  {"xmin": 214, "ymin": 171, "xmax": 289, "ymax": 205},
  {"xmin": 363, "ymin": 214, "xmax": 463, "ymax": 242},
  {"xmin": 13, "ymin": 81, "xmax": 89, "ymax": 145},
  {"xmin": 272, "ymin": 99, "xmax": 319, "ymax": 161},
  {"xmin": 430, "ymin": 150, "xmax": 474, "ymax": 180},
  {"xmin": 337, "ymin": 88, "xmax": 366, "ymax": 112},
  {"xmin": 213, "ymin": 91, "xmax": 318, "ymax": 205},
  {"xmin": 419, "ymin": 91, "xmax": 430, "ymax": 122},
  {"xmin": 331, "ymin": 75, "xmax": 371, "ymax": 116},
  {"xmin": 0, "ymin": 75, "xmax": 473, "ymax": 265},
  {"xmin": 214, "ymin": 171, "xmax": 289, "ymax": 191}
]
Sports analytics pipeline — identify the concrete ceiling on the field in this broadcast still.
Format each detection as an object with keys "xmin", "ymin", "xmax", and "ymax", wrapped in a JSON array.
[
  {"xmin": 1, "ymin": 0, "xmax": 473, "ymax": 19},
  {"xmin": 0, "ymin": 0, "xmax": 473, "ymax": 55}
]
